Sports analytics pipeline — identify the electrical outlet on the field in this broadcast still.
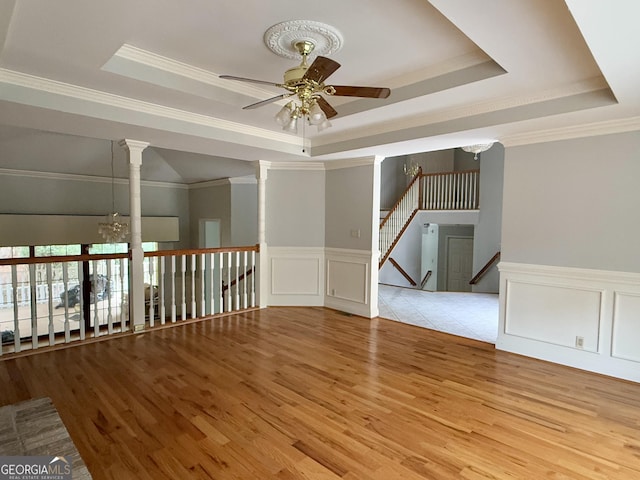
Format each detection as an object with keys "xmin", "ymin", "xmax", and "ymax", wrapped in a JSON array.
[
  {"xmin": 331, "ymin": 289, "xmax": 336, "ymax": 296},
  {"xmin": 575, "ymin": 336, "xmax": 584, "ymax": 349}
]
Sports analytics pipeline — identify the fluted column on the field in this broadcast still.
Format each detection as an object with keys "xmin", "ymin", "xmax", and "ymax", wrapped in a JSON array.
[{"xmin": 119, "ymin": 139, "xmax": 149, "ymax": 331}]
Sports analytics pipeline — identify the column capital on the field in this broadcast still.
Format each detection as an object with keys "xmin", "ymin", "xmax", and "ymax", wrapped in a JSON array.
[
  {"xmin": 254, "ymin": 160, "xmax": 270, "ymax": 180},
  {"xmin": 118, "ymin": 139, "xmax": 150, "ymax": 153}
]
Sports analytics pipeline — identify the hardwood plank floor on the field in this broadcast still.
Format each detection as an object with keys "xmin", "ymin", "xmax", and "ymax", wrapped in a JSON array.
[{"xmin": 1, "ymin": 306, "xmax": 640, "ymax": 479}]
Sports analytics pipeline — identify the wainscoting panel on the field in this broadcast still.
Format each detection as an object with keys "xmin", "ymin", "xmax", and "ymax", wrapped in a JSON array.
[
  {"xmin": 268, "ymin": 247, "xmax": 324, "ymax": 306},
  {"xmin": 504, "ymin": 281, "xmax": 602, "ymax": 352},
  {"xmin": 497, "ymin": 262, "xmax": 640, "ymax": 383},
  {"xmin": 325, "ymin": 248, "xmax": 378, "ymax": 318},
  {"xmin": 611, "ymin": 292, "xmax": 640, "ymax": 363}
]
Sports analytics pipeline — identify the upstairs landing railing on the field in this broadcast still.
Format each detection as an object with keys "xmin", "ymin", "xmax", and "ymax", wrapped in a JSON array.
[
  {"xmin": 379, "ymin": 169, "xmax": 479, "ymax": 267},
  {"xmin": 0, "ymin": 245, "xmax": 259, "ymax": 356}
]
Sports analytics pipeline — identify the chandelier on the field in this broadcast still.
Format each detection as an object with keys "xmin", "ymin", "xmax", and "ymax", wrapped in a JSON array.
[
  {"xmin": 461, "ymin": 142, "xmax": 495, "ymax": 160},
  {"xmin": 403, "ymin": 159, "xmax": 420, "ymax": 177},
  {"xmin": 98, "ymin": 141, "xmax": 129, "ymax": 243}
]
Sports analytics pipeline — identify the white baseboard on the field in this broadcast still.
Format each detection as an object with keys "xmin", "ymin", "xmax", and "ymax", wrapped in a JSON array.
[{"xmin": 498, "ymin": 262, "xmax": 640, "ymax": 383}]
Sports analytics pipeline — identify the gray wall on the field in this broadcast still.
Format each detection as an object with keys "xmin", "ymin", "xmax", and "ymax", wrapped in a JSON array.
[
  {"xmin": 188, "ymin": 183, "xmax": 231, "ymax": 247},
  {"xmin": 472, "ymin": 143, "xmax": 504, "ymax": 293},
  {"xmin": 230, "ymin": 183, "xmax": 258, "ymax": 246},
  {"xmin": 325, "ymin": 165, "xmax": 375, "ymax": 250},
  {"xmin": 380, "ymin": 156, "xmax": 407, "ymax": 210},
  {"xmin": 502, "ymin": 131, "xmax": 640, "ymax": 273},
  {"xmin": 0, "ymin": 173, "xmax": 190, "ymax": 248},
  {"xmin": 266, "ymin": 169, "xmax": 325, "ymax": 247}
]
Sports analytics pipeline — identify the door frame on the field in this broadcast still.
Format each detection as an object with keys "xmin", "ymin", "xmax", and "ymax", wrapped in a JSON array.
[{"xmin": 444, "ymin": 235, "xmax": 474, "ymax": 292}]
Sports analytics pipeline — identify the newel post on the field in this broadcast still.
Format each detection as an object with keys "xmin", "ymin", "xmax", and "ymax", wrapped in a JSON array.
[{"xmin": 119, "ymin": 139, "xmax": 149, "ymax": 331}]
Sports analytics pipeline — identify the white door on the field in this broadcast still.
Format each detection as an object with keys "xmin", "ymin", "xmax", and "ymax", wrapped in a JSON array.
[{"xmin": 446, "ymin": 236, "xmax": 474, "ymax": 292}]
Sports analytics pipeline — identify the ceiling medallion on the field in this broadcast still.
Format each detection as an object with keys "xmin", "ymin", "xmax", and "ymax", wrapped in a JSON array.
[{"xmin": 264, "ymin": 20, "xmax": 343, "ymax": 60}]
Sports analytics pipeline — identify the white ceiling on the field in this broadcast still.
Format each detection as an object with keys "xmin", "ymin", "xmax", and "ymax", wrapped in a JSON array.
[{"xmin": 0, "ymin": 0, "xmax": 638, "ymax": 183}]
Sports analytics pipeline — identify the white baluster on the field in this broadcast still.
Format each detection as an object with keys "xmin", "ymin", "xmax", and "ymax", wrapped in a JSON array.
[
  {"xmin": 159, "ymin": 256, "xmax": 166, "ymax": 325},
  {"xmin": 118, "ymin": 258, "xmax": 126, "ymax": 332},
  {"xmin": 92, "ymin": 261, "xmax": 99, "ymax": 338},
  {"xmin": 180, "ymin": 254, "xmax": 186, "ymax": 321},
  {"xmin": 250, "ymin": 251, "xmax": 256, "ymax": 308},
  {"xmin": 209, "ymin": 253, "xmax": 218, "ymax": 315},
  {"xmin": 242, "ymin": 251, "xmax": 248, "ymax": 309},
  {"xmin": 46, "ymin": 263, "xmax": 54, "ymax": 346},
  {"xmin": 171, "ymin": 255, "xmax": 177, "ymax": 323},
  {"xmin": 200, "ymin": 253, "xmax": 206, "ymax": 318},
  {"xmin": 190, "ymin": 253, "xmax": 196, "ymax": 319},
  {"xmin": 148, "ymin": 256, "xmax": 155, "ymax": 328},
  {"xmin": 106, "ymin": 260, "xmax": 113, "ymax": 335},
  {"xmin": 12, "ymin": 265, "xmax": 21, "ymax": 352},
  {"xmin": 29, "ymin": 263, "xmax": 37, "ymax": 349},
  {"xmin": 234, "ymin": 251, "xmax": 240, "ymax": 311},
  {"xmin": 225, "ymin": 252, "xmax": 232, "ymax": 312},
  {"xmin": 62, "ymin": 264, "xmax": 71, "ymax": 343}
]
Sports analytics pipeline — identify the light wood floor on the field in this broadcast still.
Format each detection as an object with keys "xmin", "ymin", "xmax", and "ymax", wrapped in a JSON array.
[{"xmin": 1, "ymin": 307, "xmax": 640, "ymax": 479}]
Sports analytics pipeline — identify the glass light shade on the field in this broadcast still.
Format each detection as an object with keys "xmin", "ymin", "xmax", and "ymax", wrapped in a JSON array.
[
  {"xmin": 283, "ymin": 115, "xmax": 299, "ymax": 133},
  {"xmin": 307, "ymin": 101, "xmax": 326, "ymax": 125},
  {"xmin": 317, "ymin": 118, "xmax": 332, "ymax": 132},
  {"xmin": 275, "ymin": 103, "xmax": 293, "ymax": 126}
]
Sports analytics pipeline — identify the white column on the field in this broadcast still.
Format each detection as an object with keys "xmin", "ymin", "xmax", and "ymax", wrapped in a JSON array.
[
  {"xmin": 368, "ymin": 156, "xmax": 385, "ymax": 318},
  {"xmin": 255, "ymin": 160, "xmax": 269, "ymax": 308},
  {"xmin": 119, "ymin": 139, "xmax": 149, "ymax": 331}
]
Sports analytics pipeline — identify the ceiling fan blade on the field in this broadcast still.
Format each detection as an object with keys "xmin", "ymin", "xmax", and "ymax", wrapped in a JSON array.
[
  {"xmin": 303, "ymin": 56, "xmax": 341, "ymax": 84},
  {"xmin": 219, "ymin": 75, "xmax": 282, "ymax": 87},
  {"xmin": 330, "ymin": 85, "xmax": 391, "ymax": 99},
  {"xmin": 316, "ymin": 96, "xmax": 338, "ymax": 119},
  {"xmin": 243, "ymin": 93, "xmax": 292, "ymax": 110}
]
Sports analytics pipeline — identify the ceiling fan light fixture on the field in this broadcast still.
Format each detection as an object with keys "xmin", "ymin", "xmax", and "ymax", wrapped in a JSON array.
[
  {"xmin": 275, "ymin": 102, "xmax": 293, "ymax": 126},
  {"xmin": 307, "ymin": 100, "xmax": 326, "ymax": 125},
  {"xmin": 317, "ymin": 118, "xmax": 332, "ymax": 132},
  {"xmin": 283, "ymin": 115, "xmax": 299, "ymax": 134}
]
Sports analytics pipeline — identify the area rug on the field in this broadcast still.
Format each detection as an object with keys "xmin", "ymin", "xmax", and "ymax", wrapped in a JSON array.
[{"xmin": 0, "ymin": 397, "xmax": 92, "ymax": 479}]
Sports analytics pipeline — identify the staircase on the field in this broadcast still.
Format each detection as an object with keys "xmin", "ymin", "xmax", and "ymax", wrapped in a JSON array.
[{"xmin": 379, "ymin": 169, "xmax": 479, "ymax": 267}]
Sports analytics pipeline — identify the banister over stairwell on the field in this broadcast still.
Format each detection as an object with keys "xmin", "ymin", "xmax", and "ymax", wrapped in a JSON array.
[{"xmin": 379, "ymin": 169, "xmax": 480, "ymax": 268}]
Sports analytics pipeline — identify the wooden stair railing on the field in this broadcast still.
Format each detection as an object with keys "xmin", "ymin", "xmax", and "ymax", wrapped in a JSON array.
[
  {"xmin": 469, "ymin": 251, "xmax": 501, "ymax": 285},
  {"xmin": 379, "ymin": 171, "xmax": 422, "ymax": 267},
  {"xmin": 379, "ymin": 169, "xmax": 481, "ymax": 269},
  {"xmin": 388, "ymin": 258, "xmax": 417, "ymax": 286},
  {"xmin": 420, "ymin": 270, "xmax": 433, "ymax": 288},
  {"xmin": 222, "ymin": 267, "xmax": 255, "ymax": 311}
]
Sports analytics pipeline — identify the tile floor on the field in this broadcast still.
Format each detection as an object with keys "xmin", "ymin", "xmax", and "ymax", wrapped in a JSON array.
[{"xmin": 377, "ymin": 283, "xmax": 499, "ymax": 343}]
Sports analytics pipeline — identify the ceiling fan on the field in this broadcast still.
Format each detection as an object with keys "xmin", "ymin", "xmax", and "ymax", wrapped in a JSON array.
[{"xmin": 220, "ymin": 40, "xmax": 390, "ymax": 133}]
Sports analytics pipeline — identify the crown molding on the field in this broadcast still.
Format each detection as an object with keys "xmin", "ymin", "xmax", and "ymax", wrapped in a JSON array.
[
  {"xmin": 188, "ymin": 176, "xmax": 257, "ymax": 189},
  {"xmin": 0, "ymin": 68, "xmax": 298, "ymax": 145},
  {"xmin": 228, "ymin": 176, "xmax": 257, "ymax": 185},
  {"xmin": 385, "ymin": 49, "xmax": 492, "ymax": 89},
  {"xmin": 0, "ymin": 168, "xmax": 189, "ymax": 189},
  {"xmin": 108, "ymin": 44, "xmax": 272, "ymax": 99},
  {"xmin": 324, "ymin": 155, "xmax": 385, "ymax": 170},
  {"xmin": 267, "ymin": 161, "xmax": 326, "ymax": 171},
  {"xmin": 501, "ymin": 116, "xmax": 640, "ymax": 147},
  {"xmin": 314, "ymin": 77, "xmax": 611, "ymax": 148}
]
